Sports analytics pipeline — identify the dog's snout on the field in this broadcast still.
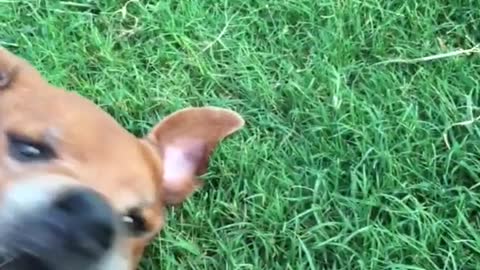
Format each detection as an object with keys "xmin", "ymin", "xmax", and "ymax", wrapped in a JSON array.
[
  {"xmin": 52, "ymin": 189, "xmax": 116, "ymax": 250},
  {"xmin": 0, "ymin": 186, "xmax": 118, "ymax": 270}
]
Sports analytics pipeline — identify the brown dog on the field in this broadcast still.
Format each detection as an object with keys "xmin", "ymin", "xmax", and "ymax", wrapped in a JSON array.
[{"xmin": 0, "ymin": 47, "xmax": 244, "ymax": 270}]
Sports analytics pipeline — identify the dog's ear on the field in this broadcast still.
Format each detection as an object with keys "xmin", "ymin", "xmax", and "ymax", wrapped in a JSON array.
[{"xmin": 145, "ymin": 107, "xmax": 244, "ymax": 205}]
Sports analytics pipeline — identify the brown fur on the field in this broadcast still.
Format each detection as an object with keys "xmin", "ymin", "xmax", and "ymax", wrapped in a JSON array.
[{"xmin": 0, "ymin": 47, "xmax": 244, "ymax": 269}]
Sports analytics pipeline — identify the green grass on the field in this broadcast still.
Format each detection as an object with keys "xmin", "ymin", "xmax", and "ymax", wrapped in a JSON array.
[{"xmin": 2, "ymin": 0, "xmax": 480, "ymax": 269}]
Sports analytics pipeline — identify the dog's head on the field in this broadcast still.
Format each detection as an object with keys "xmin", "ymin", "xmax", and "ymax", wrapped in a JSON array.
[{"xmin": 0, "ymin": 47, "xmax": 244, "ymax": 270}]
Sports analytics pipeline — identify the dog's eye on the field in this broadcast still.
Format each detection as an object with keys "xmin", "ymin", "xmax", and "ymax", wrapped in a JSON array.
[
  {"xmin": 7, "ymin": 133, "xmax": 56, "ymax": 162},
  {"xmin": 122, "ymin": 208, "xmax": 148, "ymax": 236}
]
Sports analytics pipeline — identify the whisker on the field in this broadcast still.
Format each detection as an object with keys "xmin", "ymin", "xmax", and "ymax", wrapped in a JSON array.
[{"xmin": 0, "ymin": 254, "xmax": 17, "ymax": 268}]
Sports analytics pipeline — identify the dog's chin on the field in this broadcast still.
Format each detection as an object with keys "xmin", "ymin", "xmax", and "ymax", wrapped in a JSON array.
[
  {"xmin": 0, "ymin": 222, "xmax": 111, "ymax": 270},
  {"xmin": 0, "ymin": 242, "xmax": 102, "ymax": 270},
  {"xmin": 0, "ymin": 246, "xmax": 119, "ymax": 270},
  {"xmin": 0, "ymin": 181, "xmax": 129, "ymax": 270},
  {"xmin": 0, "ymin": 251, "xmax": 127, "ymax": 270},
  {"xmin": 1, "ymin": 253, "xmax": 56, "ymax": 270},
  {"xmin": 0, "ymin": 227, "xmax": 128, "ymax": 270}
]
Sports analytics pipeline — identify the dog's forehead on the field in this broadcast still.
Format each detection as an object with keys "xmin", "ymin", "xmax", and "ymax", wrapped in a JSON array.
[
  {"xmin": 0, "ymin": 83, "xmax": 159, "ymax": 208},
  {"xmin": 1, "ymin": 84, "xmax": 117, "ymax": 132}
]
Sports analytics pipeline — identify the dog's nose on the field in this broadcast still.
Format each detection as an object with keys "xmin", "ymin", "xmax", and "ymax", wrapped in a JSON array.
[
  {"xmin": 0, "ymin": 188, "xmax": 117, "ymax": 270},
  {"xmin": 51, "ymin": 189, "xmax": 115, "ymax": 251}
]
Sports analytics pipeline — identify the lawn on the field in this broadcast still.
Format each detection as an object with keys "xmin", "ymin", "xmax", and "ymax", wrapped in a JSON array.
[{"xmin": 2, "ymin": 0, "xmax": 480, "ymax": 269}]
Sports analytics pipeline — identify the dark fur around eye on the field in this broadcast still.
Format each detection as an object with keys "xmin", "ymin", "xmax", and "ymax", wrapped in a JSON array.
[
  {"xmin": 123, "ymin": 208, "xmax": 148, "ymax": 236},
  {"xmin": 0, "ymin": 67, "xmax": 18, "ymax": 91},
  {"xmin": 7, "ymin": 132, "xmax": 57, "ymax": 162}
]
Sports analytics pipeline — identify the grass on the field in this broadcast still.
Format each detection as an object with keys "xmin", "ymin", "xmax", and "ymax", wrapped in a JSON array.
[{"xmin": 2, "ymin": 0, "xmax": 480, "ymax": 269}]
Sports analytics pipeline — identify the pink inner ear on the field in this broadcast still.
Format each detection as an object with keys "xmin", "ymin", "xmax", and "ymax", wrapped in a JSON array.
[{"xmin": 162, "ymin": 140, "xmax": 206, "ymax": 189}]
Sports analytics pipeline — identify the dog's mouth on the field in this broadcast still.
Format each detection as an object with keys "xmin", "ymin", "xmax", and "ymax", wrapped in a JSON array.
[
  {"xmin": 0, "ymin": 213, "xmax": 113, "ymax": 270},
  {"xmin": 0, "ymin": 219, "xmax": 126, "ymax": 270},
  {"xmin": 0, "ymin": 251, "xmax": 96, "ymax": 270},
  {"xmin": 0, "ymin": 187, "xmax": 119, "ymax": 270},
  {"xmin": 0, "ymin": 253, "xmax": 50, "ymax": 270}
]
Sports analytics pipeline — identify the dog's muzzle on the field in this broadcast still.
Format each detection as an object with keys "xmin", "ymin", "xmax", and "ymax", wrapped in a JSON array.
[{"xmin": 0, "ymin": 186, "xmax": 117, "ymax": 270}]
